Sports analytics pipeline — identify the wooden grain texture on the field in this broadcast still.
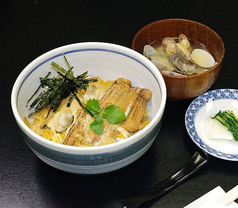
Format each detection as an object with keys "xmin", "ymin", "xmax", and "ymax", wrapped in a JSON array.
[{"xmin": 132, "ymin": 18, "xmax": 225, "ymax": 100}]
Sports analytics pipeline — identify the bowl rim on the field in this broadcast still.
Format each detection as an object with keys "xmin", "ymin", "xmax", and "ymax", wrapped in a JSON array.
[
  {"xmin": 11, "ymin": 42, "xmax": 167, "ymax": 154},
  {"xmin": 132, "ymin": 18, "xmax": 225, "ymax": 79}
]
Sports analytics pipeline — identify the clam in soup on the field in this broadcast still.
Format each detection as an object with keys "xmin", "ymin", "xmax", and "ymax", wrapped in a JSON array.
[{"xmin": 143, "ymin": 34, "xmax": 217, "ymax": 76}]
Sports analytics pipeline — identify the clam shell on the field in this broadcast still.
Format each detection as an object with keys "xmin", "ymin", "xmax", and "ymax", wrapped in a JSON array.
[
  {"xmin": 162, "ymin": 37, "xmax": 176, "ymax": 55},
  {"xmin": 191, "ymin": 49, "xmax": 216, "ymax": 68},
  {"xmin": 175, "ymin": 43, "xmax": 195, "ymax": 65},
  {"xmin": 143, "ymin": 45, "xmax": 158, "ymax": 59},
  {"xmin": 170, "ymin": 55, "xmax": 196, "ymax": 75},
  {"xmin": 178, "ymin": 34, "xmax": 191, "ymax": 50}
]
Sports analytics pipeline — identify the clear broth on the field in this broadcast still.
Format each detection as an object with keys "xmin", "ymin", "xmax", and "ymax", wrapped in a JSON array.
[{"xmin": 149, "ymin": 37, "xmax": 216, "ymax": 76}]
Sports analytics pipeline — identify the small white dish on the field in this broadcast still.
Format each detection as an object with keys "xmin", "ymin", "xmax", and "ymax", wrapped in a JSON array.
[{"xmin": 185, "ymin": 89, "xmax": 238, "ymax": 161}]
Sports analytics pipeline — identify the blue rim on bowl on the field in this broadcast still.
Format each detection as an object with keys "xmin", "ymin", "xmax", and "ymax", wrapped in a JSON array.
[{"xmin": 185, "ymin": 89, "xmax": 238, "ymax": 161}]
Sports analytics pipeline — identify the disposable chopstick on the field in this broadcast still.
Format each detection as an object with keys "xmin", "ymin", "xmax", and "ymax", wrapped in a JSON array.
[{"xmin": 215, "ymin": 185, "xmax": 238, "ymax": 206}]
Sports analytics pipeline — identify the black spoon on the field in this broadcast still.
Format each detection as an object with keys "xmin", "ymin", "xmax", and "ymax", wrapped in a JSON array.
[{"xmin": 95, "ymin": 150, "xmax": 209, "ymax": 208}]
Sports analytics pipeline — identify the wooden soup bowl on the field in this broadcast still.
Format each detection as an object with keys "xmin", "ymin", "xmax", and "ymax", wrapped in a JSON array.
[{"xmin": 132, "ymin": 19, "xmax": 225, "ymax": 100}]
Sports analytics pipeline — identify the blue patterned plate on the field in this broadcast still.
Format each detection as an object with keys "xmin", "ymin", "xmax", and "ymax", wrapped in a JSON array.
[{"xmin": 185, "ymin": 89, "xmax": 238, "ymax": 161}]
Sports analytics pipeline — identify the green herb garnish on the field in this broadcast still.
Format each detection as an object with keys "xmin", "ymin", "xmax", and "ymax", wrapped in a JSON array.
[
  {"xmin": 86, "ymin": 99, "xmax": 127, "ymax": 135},
  {"xmin": 212, "ymin": 110, "xmax": 238, "ymax": 141},
  {"xmin": 27, "ymin": 55, "xmax": 97, "ymax": 117}
]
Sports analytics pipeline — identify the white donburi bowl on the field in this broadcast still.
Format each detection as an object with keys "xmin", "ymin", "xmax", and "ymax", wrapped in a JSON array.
[{"xmin": 11, "ymin": 42, "xmax": 167, "ymax": 174}]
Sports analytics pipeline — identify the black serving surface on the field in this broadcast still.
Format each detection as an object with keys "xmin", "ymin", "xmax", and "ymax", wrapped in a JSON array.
[{"xmin": 1, "ymin": 1, "xmax": 238, "ymax": 207}]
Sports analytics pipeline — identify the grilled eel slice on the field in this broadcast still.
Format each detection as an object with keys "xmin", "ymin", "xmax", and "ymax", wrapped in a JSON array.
[
  {"xmin": 122, "ymin": 89, "xmax": 152, "ymax": 132},
  {"xmin": 116, "ymin": 87, "xmax": 141, "ymax": 114},
  {"xmin": 99, "ymin": 78, "xmax": 132, "ymax": 110},
  {"xmin": 63, "ymin": 109, "xmax": 85, "ymax": 146},
  {"xmin": 63, "ymin": 108, "xmax": 101, "ymax": 146}
]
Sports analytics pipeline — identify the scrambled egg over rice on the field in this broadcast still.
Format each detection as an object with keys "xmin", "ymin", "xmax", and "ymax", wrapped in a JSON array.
[{"xmin": 25, "ymin": 78, "xmax": 151, "ymax": 147}]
